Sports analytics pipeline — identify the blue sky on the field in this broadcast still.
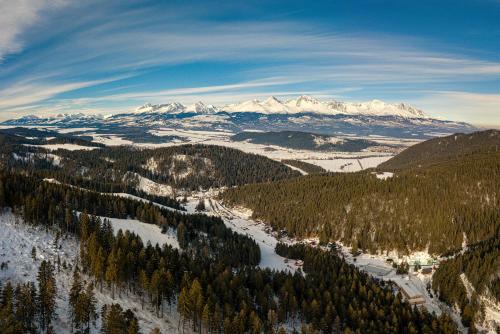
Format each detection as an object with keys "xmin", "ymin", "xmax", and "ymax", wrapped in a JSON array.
[{"xmin": 0, "ymin": 0, "xmax": 499, "ymax": 126}]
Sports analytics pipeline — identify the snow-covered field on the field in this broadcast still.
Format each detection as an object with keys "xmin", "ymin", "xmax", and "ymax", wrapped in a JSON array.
[{"xmin": 0, "ymin": 210, "xmax": 184, "ymax": 334}]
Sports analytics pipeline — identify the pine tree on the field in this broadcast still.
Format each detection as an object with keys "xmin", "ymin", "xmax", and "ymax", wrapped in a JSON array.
[
  {"xmin": 15, "ymin": 282, "xmax": 37, "ymax": 333},
  {"xmin": 69, "ymin": 269, "xmax": 84, "ymax": 331},
  {"xmin": 37, "ymin": 261, "xmax": 57, "ymax": 334},
  {"xmin": 101, "ymin": 304, "xmax": 127, "ymax": 334},
  {"xmin": 105, "ymin": 249, "xmax": 119, "ymax": 299},
  {"xmin": 189, "ymin": 279, "xmax": 204, "ymax": 331},
  {"xmin": 177, "ymin": 287, "xmax": 191, "ymax": 333},
  {"xmin": 81, "ymin": 283, "xmax": 98, "ymax": 334},
  {"xmin": 138, "ymin": 269, "xmax": 149, "ymax": 310},
  {"xmin": 150, "ymin": 270, "xmax": 161, "ymax": 316},
  {"xmin": 201, "ymin": 303, "xmax": 211, "ymax": 334},
  {"xmin": 195, "ymin": 199, "xmax": 206, "ymax": 211}
]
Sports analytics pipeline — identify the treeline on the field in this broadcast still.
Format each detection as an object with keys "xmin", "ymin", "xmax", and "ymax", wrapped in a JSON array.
[
  {"xmin": 0, "ymin": 170, "xmax": 260, "ymax": 267},
  {"xmin": 281, "ymin": 160, "xmax": 326, "ymax": 174},
  {"xmin": 432, "ymin": 235, "xmax": 500, "ymax": 330},
  {"xmin": 221, "ymin": 152, "xmax": 500, "ymax": 254}
]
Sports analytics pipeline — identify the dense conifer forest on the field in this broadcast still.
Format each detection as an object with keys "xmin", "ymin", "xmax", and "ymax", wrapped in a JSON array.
[
  {"xmin": 432, "ymin": 236, "xmax": 500, "ymax": 328},
  {"xmin": 281, "ymin": 160, "xmax": 326, "ymax": 174},
  {"xmin": 221, "ymin": 151, "xmax": 499, "ymax": 255}
]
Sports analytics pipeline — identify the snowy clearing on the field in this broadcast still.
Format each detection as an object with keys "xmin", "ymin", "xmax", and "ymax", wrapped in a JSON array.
[{"xmin": 102, "ymin": 216, "xmax": 179, "ymax": 249}]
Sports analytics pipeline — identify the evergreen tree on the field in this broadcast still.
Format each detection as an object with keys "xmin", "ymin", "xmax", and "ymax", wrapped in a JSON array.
[{"xmin": 37, "ymin": 261, "xmax": 57, "ymax": 334}]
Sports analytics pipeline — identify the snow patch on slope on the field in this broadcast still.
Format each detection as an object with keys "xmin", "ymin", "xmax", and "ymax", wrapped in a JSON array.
[
  {"xmin": 104, "ymin": 216, "xmax": 179, "ymax": 249},
  {"xmin": 123, "ymin": 172, "xmax": 174, "ymax": 197},
  {"xmin": 0, "ymin": 210, "xmax": 183, "ymax": 334}
]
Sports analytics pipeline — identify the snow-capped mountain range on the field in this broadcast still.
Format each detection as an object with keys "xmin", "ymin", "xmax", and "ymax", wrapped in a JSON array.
[
  {"xmin": 133, "ymin": 95, "xmax": 427, "ymax": 118},
  {"xmin": 2, "ymin": 95, "xmax": 475, "ymax": 140}
]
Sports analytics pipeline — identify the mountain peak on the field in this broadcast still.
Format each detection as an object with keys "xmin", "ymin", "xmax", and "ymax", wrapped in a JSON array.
[
  {"xmin": 186, "ymin": 101, "xmax": 219, "ymax": 114},
  {"xmin": 264, "ymin": 96, "xmax": 281, "ymax": 103},
  {"xmin": 295, "ymin": 95, "xmax": 319, "ymax": 105}
]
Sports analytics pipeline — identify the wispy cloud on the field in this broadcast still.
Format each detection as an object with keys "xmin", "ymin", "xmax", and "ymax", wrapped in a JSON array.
[
  {"xmin": 0, "ymin": 74, "xmax": 136, "ymax": 110},
  {"xmin": 0, "ymin": 0, "xmax": 67, "ymax": 61}
]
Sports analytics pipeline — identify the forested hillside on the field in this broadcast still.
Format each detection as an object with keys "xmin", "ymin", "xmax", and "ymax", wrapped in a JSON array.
[
  {"xmin": 232, "ymin": 130, "xmax": 377, "ymax": 152},
  {"xmin": 0, "ymin": 127, "xmax": 103, "ymax": 147},
  {"xmin": 0, "ymin": 170, "xmax": 458, "ymax": 333},
  {"xmin": 379, "ymin": 129, "xmax": 499, "ymax": 170},
  {"xmin": 433, "ymin": 236, "xmax": 500, "ymax": 329},
  {"xmin": 221, "ymin": 150, "xmax": 499, "ymax": 254},
  {"xmin": 0, "ymin": 140, "xmax": 300, "ymax": 193}
]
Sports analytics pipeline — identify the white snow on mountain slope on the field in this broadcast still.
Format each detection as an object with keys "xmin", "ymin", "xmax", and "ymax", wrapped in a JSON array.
[
  {"xmin": 135, "ymin": 102, "xmax": 186, "ymax": 114},
  {"xmin": 9, "ymin": 113, "xmax": 104, "ymax": 125},
  {"xmin": 131, "ymin": 95, "xmax": 427, "ymax": 118},
  {"xmin": 221, "ymin": 95, "xmax": 427, "ymax": 118},
  {"xmin": 284, "ymin": 95, "xmax": 331, "ymax": 114},
  {"xmin": 185, "ymin": 101, "xmax": 218, "ymax": 113},
  {"xmin": 222, "ymin": 99, "xmax": 269, "ymax": 113},
  {"xmin": 135, "ymin": 101, "xmax": 219, "ymax": 114},
  {"xmin": 0, "ymin": 210, "xmax": 183, "ymax": 334}
]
